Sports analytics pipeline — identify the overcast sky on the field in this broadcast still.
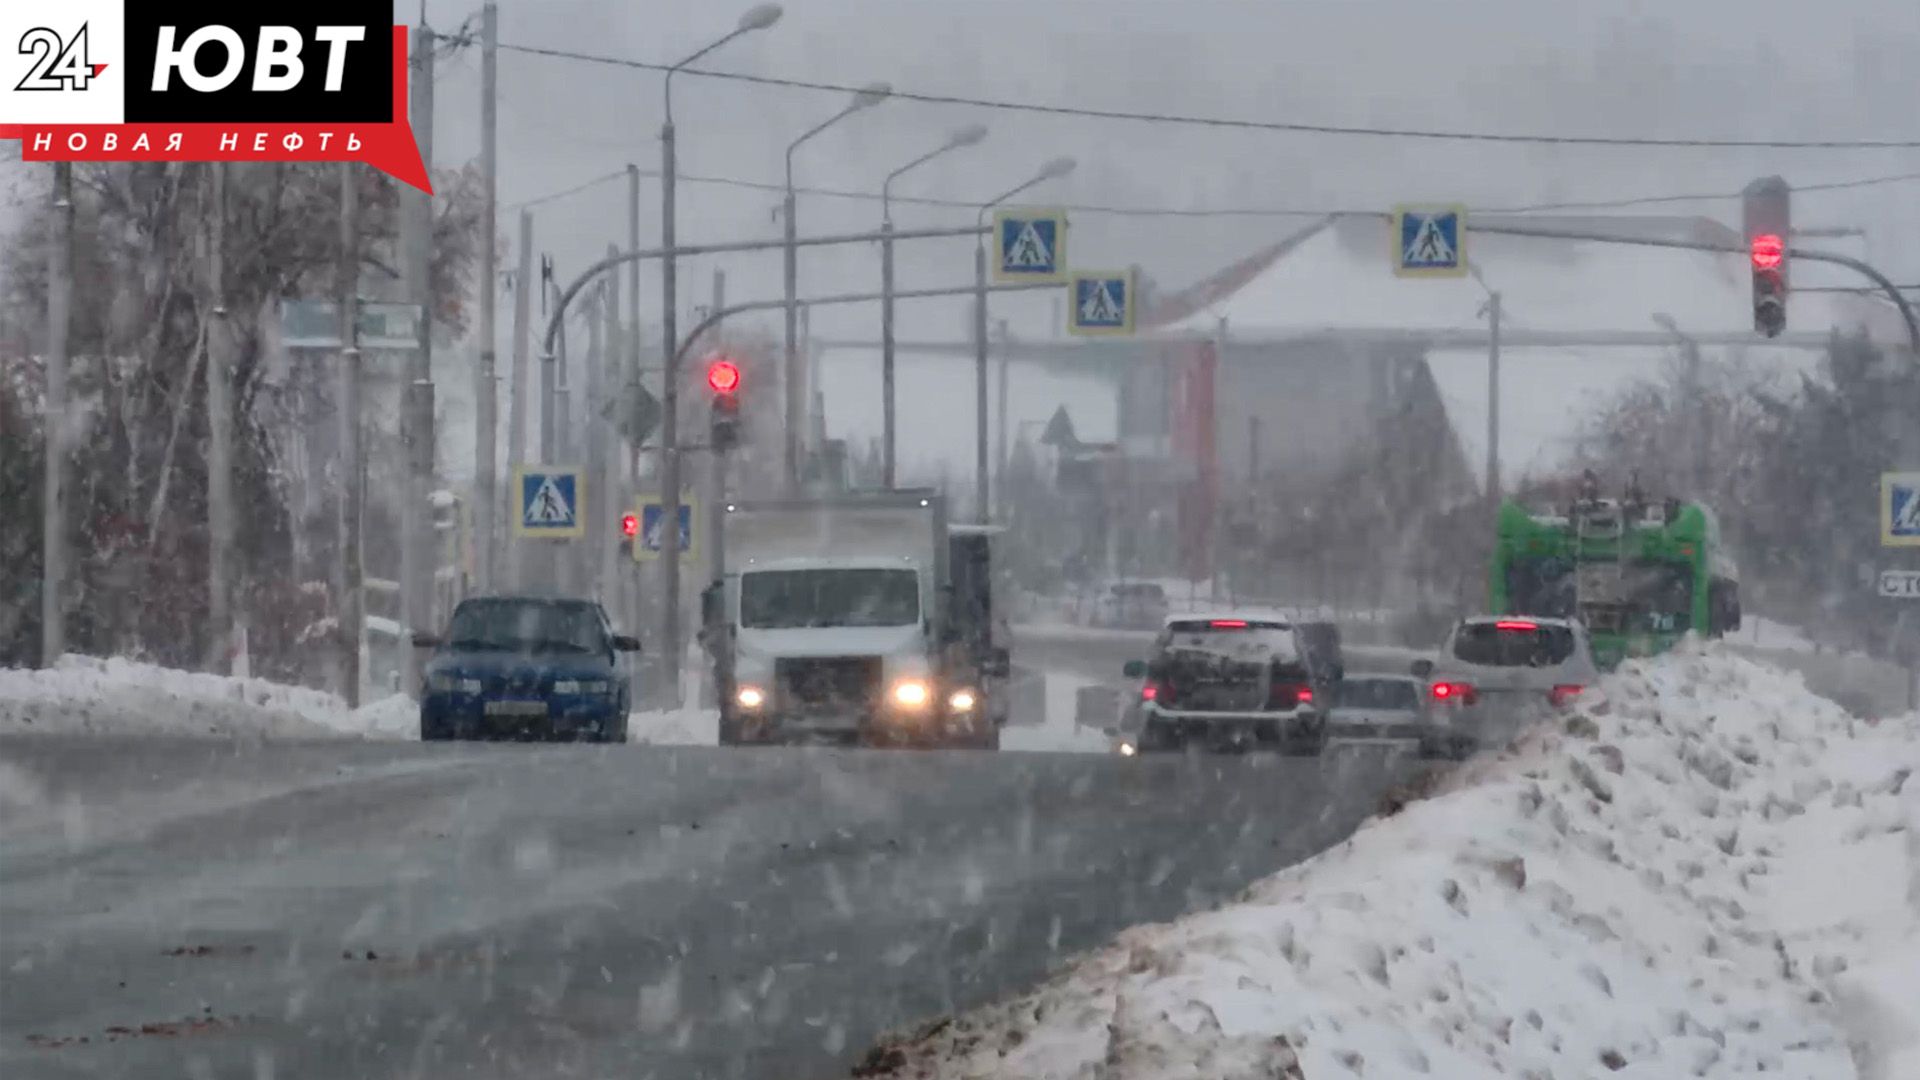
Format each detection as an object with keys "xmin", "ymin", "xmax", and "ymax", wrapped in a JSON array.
[{"xmin": 414, "ymin": 0, "xmax": 1919, "ymax": 347}]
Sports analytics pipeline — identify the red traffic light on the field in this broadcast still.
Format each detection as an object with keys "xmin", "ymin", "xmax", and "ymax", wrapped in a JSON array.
[
  {"xmin": 706, "ymin": 359, "xmax": 741, "ymax": 394},
  {"xmin": 1750, "ymin": 233, "xmax": 1784, "ymax": 271},
  {"xmin": 620, "ymin": 513, "xmax": 639, "ymax": 538}
]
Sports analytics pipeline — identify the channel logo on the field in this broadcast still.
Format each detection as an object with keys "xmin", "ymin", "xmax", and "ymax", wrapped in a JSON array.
[{"xmin": 0, "ymin": 1, "xmax": 430, "ymax": 190}]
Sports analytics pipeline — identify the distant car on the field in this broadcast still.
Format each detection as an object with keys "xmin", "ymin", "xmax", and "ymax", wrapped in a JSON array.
[
  {"xmin": 1294, "ymin": 621, "xmax": 1346, "ymax": 691},
  {"xmin": 1327, "ymin": 674, "xmax": 1473, "ymax": 760},
  {"xmin": 1421, "ymin": 615, "xmax": 1601, "ymax": 750},
  {"xmin": 416, "ymin": 596, "xmax": 640, "ymax": 743},
  {"xmin": 1115, "ymin": 612, "xmax": 1327, "ymax": 756},
  {"xmin": 1090, "ymin": 581, "xmax": 1170, "ymax": 630}
]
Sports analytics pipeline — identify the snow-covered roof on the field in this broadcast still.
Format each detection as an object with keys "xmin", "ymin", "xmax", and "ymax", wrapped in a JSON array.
[{"xmin": 1161, "ymin": 214, "xmax": 1877, "ymax": 340}]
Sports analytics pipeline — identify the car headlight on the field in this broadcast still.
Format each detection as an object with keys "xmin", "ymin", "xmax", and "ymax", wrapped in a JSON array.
[
  {"xmin": 1118, "ymin": 741, "xmax": 1138, "ymax": 757},
  {"xmin": 948, "ymin": 689, "xmax": 977, "ymax": 712},
  {"xmin": 552, "ymin": 679, "xmax": 611, "ymax": 695},
  {"xmin": 428, "ymin": 674, "xmax": 482, "ymax": 694},
  {"xmin": 736, "ymin": 685, "xmax": 766, "ymax": 710},
  {"xmin": 891, "ymin": 679, "xmax": 931, "ymax": 709}
]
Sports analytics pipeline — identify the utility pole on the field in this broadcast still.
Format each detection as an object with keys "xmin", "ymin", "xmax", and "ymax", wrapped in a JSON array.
[
  {"xmin": 337, "ymin": 163, "xmax": 365, "ymax": 706},
  {"xmin": 1486, "ymin": 289, "xmax": 1502, "ymax": 508},
  {"xmin": 39, "ymin": 162, "xmax": 72, "ymax": 668},
  {"xmin": 540, "ymin": 255, "xmax": 558, "ymax": 461},
  {"xmin": 880, "ymin": 214, "xmax": 896, "ymax": 487},
  {"xmin": 507, "ymin": 209, "xmax": 531, "ymax": 586},
  {"xmin": 473, "ymin": 1, "xmax": 499, "ymax": 592},
  {"xmin": 205, "ymin": 161, "xmax": 237, "ymax": 674},
  {"xmin": 659, "ymin": 98, "xmax": 683, "ymax": 709},
  {"xmin": 783, "ymin": 188, "xmax": 800, "ymax": 492},
  {"xmin": 401, "ymin": 23, "xmax": 437, "ymax": 695},
  {"xmin": 994, "ymin": 317, "xmax": 1010, "ymax": 516},
  {"xmin": 973, "ymin": 242, "xmax": 990, "ymax": 522}
]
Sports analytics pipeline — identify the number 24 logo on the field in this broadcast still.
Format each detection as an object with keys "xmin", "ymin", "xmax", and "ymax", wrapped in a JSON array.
[{"xmin": 16, "ymin": 25, "xmax": 100, "ymax": 92}]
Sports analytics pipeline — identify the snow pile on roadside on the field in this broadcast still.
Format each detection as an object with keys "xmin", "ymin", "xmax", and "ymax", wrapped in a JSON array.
[
  {"xmin": 0, "ymin": 655, "xmax": 415, "ymax": 740},
  {"xmin": 857, "ymin": 645, "xmax": 1920, "ymax": 1079}
]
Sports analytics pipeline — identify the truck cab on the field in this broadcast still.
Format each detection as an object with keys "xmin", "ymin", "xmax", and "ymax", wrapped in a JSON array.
[{"xmin": 708, "ymin": 490, "xmax": 1003, "ymax": 749}]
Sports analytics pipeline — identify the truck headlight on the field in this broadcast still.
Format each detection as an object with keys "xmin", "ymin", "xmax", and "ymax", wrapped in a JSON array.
[
  {"xmin": 736, "ymin": 685, "xmax": 766, "ymax": 710},
  {"xmin": 891, "ymin": 679, "xmax": 931, "ymax": 709},
  {"xmin": 552, "ymin": 679, "xmax": 610, "ymax": 695},
  {"xmin": 947, "ymin": 689, "xmax": 977, "ymax": 712}
]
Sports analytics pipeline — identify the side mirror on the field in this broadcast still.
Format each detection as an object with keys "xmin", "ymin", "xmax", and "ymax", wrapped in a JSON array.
[
  {"xmin": 986, "ymin": 647, "xmax": 1012, "ymax": 679},
  {"xmin": 612, "ymin": 635, "xmax": 642, "ymax": 653},
  {"xmin": 412, "ymin": 632, "xmax": 440, "ymax": 649},
  {"xmin": 1410, "ymin": 658, "xmax": 1434, "ymax": 679},
  {"xmin": 1329, "ymin": 663, "xmax": 1345, "ymax": 682},
  {"xmin": 1122, "ymin": 659, "xmax": 1147, "ymax": 679}
]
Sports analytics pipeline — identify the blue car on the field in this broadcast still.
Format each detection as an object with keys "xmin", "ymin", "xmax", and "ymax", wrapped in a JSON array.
[{"xmin": 415, "ymin": 596, "xmax": 640, "ymax": 743}]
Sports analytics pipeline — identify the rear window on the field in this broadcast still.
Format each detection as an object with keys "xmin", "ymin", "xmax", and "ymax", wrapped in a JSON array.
[
  {"xmin": 1451, "ymin": 622, "xmax": 1576, "ymax": 668},
  {"xmin": 1160, "ymin": 620, "xmax": 1298, "ymax": 661},
  {"xmin": 1336, "ymin": 680, "xmax": 1420, "ymax": 710}
]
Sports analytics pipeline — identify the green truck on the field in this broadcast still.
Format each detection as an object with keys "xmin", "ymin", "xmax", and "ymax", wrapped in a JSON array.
[{"xmin": 1490, "ymin": 477, "xmax": 1742, "ymax": 669}]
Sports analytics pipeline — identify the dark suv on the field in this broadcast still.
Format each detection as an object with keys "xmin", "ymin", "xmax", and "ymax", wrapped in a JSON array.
[
  {"xmin": 1116, "ymin": 614, "xmax": 1328, "ymax": 755},
  {"xmin": 416, "ymin": 597, "xmax": 640, "ymax": 743}
]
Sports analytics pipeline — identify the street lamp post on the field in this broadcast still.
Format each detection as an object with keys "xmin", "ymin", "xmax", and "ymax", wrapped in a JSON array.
[
  {"xmin": 974, "ymin": 157, "xmax": 1075, "ymax": 523},
  {"xmin": 880, "ymin": 124, "xmax": 987, "ymax": 488},
  {"xmin": 783, "ymin": 81, "xmax": 891, "ymax": 492},
  {"xmin": 657, "ymin": 3, "xmax": 780, "ymax": 706}
]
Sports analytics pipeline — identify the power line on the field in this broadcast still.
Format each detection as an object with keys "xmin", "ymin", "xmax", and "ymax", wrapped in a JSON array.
[
  {"xmin": 503, "ymin": 162, "xmax": 1920, "ymax": 222},
  {"xmin": 487, "ymin": 38, "xmax": 1920, "ymax": 151}
]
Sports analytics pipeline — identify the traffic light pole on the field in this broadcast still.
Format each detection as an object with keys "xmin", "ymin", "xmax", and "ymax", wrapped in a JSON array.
[
  {"xmin": 1470, "ymin": 222, "xmax": 1920, "ymax": 356},
  {"xmin": 539, "ymin": 224, "xmax": 1000, "ymax": 710}
]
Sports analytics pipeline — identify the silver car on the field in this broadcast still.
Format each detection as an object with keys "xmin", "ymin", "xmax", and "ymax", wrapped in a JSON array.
[{"xmin": 1418, "ymin": 616, "xmax": 1601, "ymax": 751}]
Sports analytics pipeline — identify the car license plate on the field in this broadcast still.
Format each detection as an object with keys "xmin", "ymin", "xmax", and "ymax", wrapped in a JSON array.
[{"xmin": 484, "ymin": 700, "xmax": 548, "ymax": 718}]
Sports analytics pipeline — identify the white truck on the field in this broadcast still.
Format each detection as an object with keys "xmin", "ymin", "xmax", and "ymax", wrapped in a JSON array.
[{"xmin": 702, "ymin": 489, "xmax": 1008, "ymax": 748}]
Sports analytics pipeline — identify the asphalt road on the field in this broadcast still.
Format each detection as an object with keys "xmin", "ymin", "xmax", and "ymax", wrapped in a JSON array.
[{"xmin": 1, "ymin": 732, "xmax": 1427, "ymax": 1080}]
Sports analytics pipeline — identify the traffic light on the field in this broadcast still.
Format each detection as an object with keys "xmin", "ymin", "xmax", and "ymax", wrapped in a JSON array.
[
  {"xmin": 1742, "ymin": 176, "xmax": 1790, "ymax": 338},
  {"xmin": 707, "ymin": 356, "xmax": 742, "ymax": 452}
]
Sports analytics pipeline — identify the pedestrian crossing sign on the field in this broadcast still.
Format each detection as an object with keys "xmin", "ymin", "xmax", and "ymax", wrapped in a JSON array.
[
  {"xmin": 1391, "ymin": 204, "xmax": 1468, "ymax": 278},
  {"xmin": 1883, "ymin": 472, "xmax": 1920, "ymax": 547},
  {"xmin": 993, "ymin": 208, "xmax": 1067, "ymax": 283},
  {"xmin": 513, "ymin": 466, "xmax": 584, "ymax": 539},
  {"xmin": 1067, "ymin": 269, "xmax": 1136, "ymax": 336}
]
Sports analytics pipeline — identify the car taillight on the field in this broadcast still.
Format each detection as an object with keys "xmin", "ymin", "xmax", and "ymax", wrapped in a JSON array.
[
  {"xmin": 1140, "ymin": 684, "xmax": 1159, "ymax": 702},
  {"xmin": 1550, "ymin": 684, "xmax": 1584, "ymax": 708},
  {"xmin": 1430, "ymin": 681, "xmax": 1477, "ymax": 705},
  {"xmin": 1268, "ymin": 683, "xmax": 1312, "ymax": 709}
]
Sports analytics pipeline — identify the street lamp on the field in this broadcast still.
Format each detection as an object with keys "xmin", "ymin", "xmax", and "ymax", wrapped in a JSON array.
[
  {"xmin": 656, "ymin": 3, "xmax": 781, "ymax": 708},
  {"xmin": 879, "ymin": 123, "xmax": 990, "ymax": 487},
  {"xmin": 781, "ymin": 80, "xmax": 891, "ymax": 493},
  {"xmin": 974, "ymin": 156, "xmax": 1075, "ymax": 523}
]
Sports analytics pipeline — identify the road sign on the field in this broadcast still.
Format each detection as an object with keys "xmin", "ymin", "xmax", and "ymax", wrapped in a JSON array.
[
  {"xmin": 280, "ymin": 300, "xmax": 426, "ymax": 350},
  {"xmin": 601, "ymin": 382, "xmax": 661, "ymax": 447},
  {"xmin": 635, "ymin": 497, "xmax": 698, "ymax": 561},
  {"xmin": 992, "ymin": 208, "xmax": 1067, "ymax": 284},
  {"xmin": 1067, "ymin": 269, "xmax": 1136, "ymax": 336},
  {"xmin": 1880, "ymin": 569, "xmax": 1920, "ymax": 600},
  {"xmin": 1391, "ymin": 204, "xmax": 1468, "ymax": 278},
  {"xmin": 513, "ymin": 466, "xmax": 584, "ymax": 540},
  {"xmin": 1884, "ymin": 472, "xmax": 1920, "ymax": 547}
]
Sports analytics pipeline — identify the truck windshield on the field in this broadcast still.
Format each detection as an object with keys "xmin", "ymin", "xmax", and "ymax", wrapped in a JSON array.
[
  {"xmin": 444, "ymin": 600, "xmax": 605, "ymax": 653},
  {"xmin": 740, "ymin": 569, "xmax": 920, "ymax": 629}
]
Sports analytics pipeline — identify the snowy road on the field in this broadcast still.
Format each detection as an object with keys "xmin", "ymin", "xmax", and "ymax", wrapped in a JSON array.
[{"xmin": 0, "ymin": 733, "xmax": 1428, "ymax": 1080}]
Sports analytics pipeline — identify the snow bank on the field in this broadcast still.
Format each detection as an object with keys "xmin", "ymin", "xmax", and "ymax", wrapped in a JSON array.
[
  {"xmin": 0, "ymin": 656, "xmax": 416, "ymax": 740},
  {"xmin": 857, "ymin": 644, "xmax": 1920, "ymax": 1079}
]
